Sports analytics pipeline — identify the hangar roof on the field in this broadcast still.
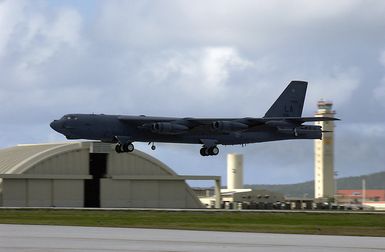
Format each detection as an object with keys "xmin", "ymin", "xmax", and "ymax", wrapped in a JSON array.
[
  {"xmin": 0, "ymin": 142, "xmax": 176, "ymax": 176},
  {"xmin": 0, "ymin": 143, "xmax": 85, "ymax": 174}
]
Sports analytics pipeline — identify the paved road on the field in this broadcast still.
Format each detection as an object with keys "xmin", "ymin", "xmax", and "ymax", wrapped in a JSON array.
[{"xmin": 0, "ymin": 224, "xmax": 384, "ymax": 252}]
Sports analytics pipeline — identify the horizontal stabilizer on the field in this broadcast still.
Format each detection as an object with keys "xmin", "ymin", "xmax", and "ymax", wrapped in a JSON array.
[
  {"xmin": 294, "ymin": 117, "xmax": 340, "ymax": 122},
  {"xmin": 247, "ymin": 116, "xmax": 339, "ymax": 124}
]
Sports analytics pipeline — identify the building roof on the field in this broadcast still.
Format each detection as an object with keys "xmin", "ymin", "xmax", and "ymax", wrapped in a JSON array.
[
  {"xmin": 337, "ymin": 190, "xmax": 385, "ymax": 201},
  {"xmin": 0, "ymin": 143, "xmax": 84, "ymax": 174},
  {"xmin": 0, "ymin": 142, "xmax": 176, "ymax": 176}
]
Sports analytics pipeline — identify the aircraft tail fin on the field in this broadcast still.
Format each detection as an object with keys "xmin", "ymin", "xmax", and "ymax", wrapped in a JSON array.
[{"xmin": 264, "ymin": 81, "xmax": 308, "ymax": 118}]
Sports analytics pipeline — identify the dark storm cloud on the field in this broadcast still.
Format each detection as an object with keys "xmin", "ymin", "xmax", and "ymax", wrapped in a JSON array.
[{"xmin": 0, "ymin": 0, "xmax": 384, "ymax": 184}]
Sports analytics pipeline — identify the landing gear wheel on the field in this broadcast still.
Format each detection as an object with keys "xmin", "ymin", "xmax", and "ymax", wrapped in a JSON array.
[
  {"xmin": 151, "ymin": 145, "xmax": 156, "ymax": 150},
  {"xmin": 208, "ymin": 146, "xmax": 219, "ymax": 155},
  {"xmin": 115, "ymin": 144, "xmax": 123, "ymax": 153},
  {"xmin": 123, "ymin": 143, "xmax": 134, "ymax": 152},
  {"xmin": 200, "ymin": 146, "xmax": 219, "ymax": 156}
]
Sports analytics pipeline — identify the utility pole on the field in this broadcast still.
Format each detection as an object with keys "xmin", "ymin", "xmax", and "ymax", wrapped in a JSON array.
[
  {"xmin": 334, "ymin": 171, "xmax": 338, "ymax": 204},
  {"xmin": 362, "ymin": 178, "xmax": 366, "ymax": 205}
]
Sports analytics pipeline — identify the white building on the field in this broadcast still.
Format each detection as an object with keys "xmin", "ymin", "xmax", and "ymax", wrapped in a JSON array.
[
  {"xmin": 227, "ymin": 153, "xmax": 243, "ymax": 190},
  {"xmin": 314, "ymin": 101, "xmax": 336, "ymax": 199}
]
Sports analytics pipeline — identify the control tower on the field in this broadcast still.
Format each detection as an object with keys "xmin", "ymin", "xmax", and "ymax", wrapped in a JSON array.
[{"xmin": 314, "ymin": 101, "xmax": 336, "ymax": 199}]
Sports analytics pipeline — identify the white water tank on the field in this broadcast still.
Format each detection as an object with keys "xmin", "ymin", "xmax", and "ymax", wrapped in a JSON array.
[{"xmin": 227, "ymin": 154, "xmax": 243, "ymax": 190}]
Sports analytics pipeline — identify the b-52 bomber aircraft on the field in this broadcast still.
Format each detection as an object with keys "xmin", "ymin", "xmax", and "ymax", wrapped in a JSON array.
[{"xmin": 50, "ymin": 81, "xmax": 338, "ymax": 156}]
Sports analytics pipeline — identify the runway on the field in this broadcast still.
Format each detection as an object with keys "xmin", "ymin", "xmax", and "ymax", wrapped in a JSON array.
[{"xmin": 0, "ymin": 224, "xmax": 384, "ymax": 252}]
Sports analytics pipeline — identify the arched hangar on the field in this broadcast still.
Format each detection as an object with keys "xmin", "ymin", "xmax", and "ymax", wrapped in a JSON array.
[{"xmin": 0, "ymin": 142, "xmax": 205, "ymax": 208}]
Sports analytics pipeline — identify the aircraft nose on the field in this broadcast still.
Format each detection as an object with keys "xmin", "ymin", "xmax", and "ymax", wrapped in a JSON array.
[{"xmin": 50, "ymin": 120, "xmax": 61, "ymax": 131}]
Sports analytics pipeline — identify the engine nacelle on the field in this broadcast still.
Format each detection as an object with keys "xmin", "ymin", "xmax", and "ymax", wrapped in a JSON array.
[
  {"xmin": 151, "ymin": 122, "xmax": 189, "ymax": 134},
  {"xmin": 294, "ymin": 125, "xmax": 322, "ymax": 136},
  {"xmin": 212, "ymin": 121, "xmax": 248, "ymax": 132},
  {"xmin": 278, "ymin": 125, "xmax": 322, "ymax": 137}
]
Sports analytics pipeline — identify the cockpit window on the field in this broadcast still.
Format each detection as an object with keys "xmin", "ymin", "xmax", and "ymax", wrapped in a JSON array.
[{"xmin": 63, "ymin": 115, "xmax": 78, "ymax": 120}]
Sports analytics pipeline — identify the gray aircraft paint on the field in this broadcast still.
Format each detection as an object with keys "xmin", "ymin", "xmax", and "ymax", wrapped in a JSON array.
[{"xmin": 50, "ymin": 81, "xmax": 338, "ymax": 156}]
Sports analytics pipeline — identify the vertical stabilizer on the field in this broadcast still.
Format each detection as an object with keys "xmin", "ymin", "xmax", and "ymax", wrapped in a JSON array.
[{"xmin": 264, "ymin": 81, "xmax": 308, "ymax": 118}]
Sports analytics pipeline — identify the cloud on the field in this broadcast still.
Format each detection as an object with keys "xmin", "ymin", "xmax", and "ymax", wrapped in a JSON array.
[
  {"xmin": 343, "ymin": 123, "xmax": 385, "ymax": 138},
  {"xmin": 307, "ymin": 67, "xmax": 361, "ymax": 106},
  {"xmin": 374, "ymin": 50, "xmax": 385, "ymax": 106},
  {"xmin": 0, "ymin": 1, "xmax": 84, "ymax": 91},
  {"xmin": 1, "ymin": 0, "xmax": 385, "ymax": 185},
  {"xmin": 201, "ymin": 47, "xmax": 253, "ymax": 88},
  {"xmin": 335, "ymin": 123, "xmax": 385, "ymax": 177},
  {"xmin": 137, "ymin": 47, "xmax": 254, "ymax": 102},
  {"xmin": 0, "ymin": 1, "xmax": 86, "ymax": 123},
  {"xmin": 0, "ymin": 0, "xmax": 25, "ymax": 57}
]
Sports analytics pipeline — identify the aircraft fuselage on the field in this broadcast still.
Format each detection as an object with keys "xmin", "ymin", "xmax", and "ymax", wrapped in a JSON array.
[
  {"xmin": 50, "ymin": 114, "xmax": 321, "ymax": 145},
  {"xmin": 50, "ymin": 81, "xmax": 338, "ymax": 156}
]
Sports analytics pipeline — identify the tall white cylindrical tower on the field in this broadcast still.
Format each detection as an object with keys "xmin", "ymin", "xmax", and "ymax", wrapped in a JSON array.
[
  {"xmin": 314, "ymin": 100, "xmax": 336, "ymax": 199},
  {"xmin": 227, "ymin": 154, "xmax": 243, "ymax": 190}
]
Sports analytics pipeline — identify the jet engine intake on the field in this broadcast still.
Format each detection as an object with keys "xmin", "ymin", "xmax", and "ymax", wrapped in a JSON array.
[
  {"xmin": 212, "ymin": 121, "xmax": 248, "ymax": 132},
  {"xmin": 151, "ymin": 122, "xmax": 189, "ymax": 134}
]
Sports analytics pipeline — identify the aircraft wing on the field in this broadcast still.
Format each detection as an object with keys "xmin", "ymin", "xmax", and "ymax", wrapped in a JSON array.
[
  {"xmin": 118, "ymin": 115, "xmax": 339, "ymax": 133},
  {"xmin": 118, "ymin": 116, "xmax": 250, "ymax": 126}
]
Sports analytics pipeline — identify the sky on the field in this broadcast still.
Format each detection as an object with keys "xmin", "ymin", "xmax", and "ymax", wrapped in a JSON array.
[{"xmin": 0, "ymin": 0, "xmax": 384, "ymax": 186}]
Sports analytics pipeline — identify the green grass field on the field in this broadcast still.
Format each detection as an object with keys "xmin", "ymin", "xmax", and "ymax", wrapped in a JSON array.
[{"xmin": 0, "ymin": 209, "xmax": 384, "ymax": 236}]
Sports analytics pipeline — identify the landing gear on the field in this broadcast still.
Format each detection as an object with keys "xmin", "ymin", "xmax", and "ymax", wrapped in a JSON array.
[
  {"xmin": 200, "ymin": 146, "xmax": 219, "ymax": 156},
  {"xmin": 115, "ymin": 142, "xmax": 134, "ymax": 153},
  {"xmin": 115, "ymin": 144, "xmax": 123, "ymax": 153}
]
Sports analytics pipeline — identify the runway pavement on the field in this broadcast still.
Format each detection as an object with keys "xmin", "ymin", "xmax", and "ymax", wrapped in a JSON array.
[{"xmin": 0, "ymin": 224, "xmax": 384, "ymax": 252}]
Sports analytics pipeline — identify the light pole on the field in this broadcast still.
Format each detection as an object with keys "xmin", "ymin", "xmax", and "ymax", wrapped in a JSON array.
[
  {"xmin": 362, "ymin": 178, "xmax": 366, "ymax": 205},
  {"xmin": 334, "ymin": 171, "xmax": 338, "ymax": 204}
]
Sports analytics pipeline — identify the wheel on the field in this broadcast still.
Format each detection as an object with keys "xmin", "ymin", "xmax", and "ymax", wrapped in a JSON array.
[
  {"xmin": 200, "ymin": 147, "xmax": 208, "ymax": 156},
  {"xmin": 128, "ymin": 143, "xmax": 134, "ymax": 152},
  {"xmin": 151, "ymin": 145, "xmax": 156, "ymax": 150},
  {"xmin": 115, "ymin": 144, "xmax": 123, "ymax": 153},
  {"xmin": 123, "ymin": 143, "xmax": 134, "ymax": 152},
  {"xmin": 208, "ymin": 146, "xmax": 219, "ymax": 155}
]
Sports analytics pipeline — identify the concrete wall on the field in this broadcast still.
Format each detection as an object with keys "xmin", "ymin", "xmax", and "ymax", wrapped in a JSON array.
[
  {"xmin": 2, "ymin": 179, "xmax": 84, "ymax": 207},
  {"xmin": 101, "ymin": 151, "xmax": 203, "ymax": 208},
  {"xmin": 107, "ymin": 152, "xmax": 172, "ymax": 176},
  {"xmin": 100, "ymin": 179, "xmax": 201, "ymax": 208}
]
